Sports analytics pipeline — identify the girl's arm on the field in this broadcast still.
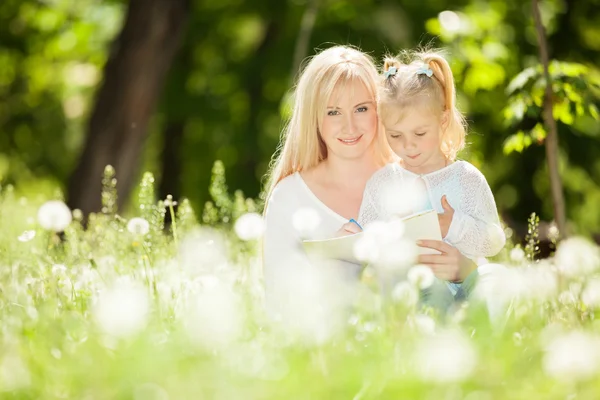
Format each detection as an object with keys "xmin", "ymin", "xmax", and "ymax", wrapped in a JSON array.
[{"xmin": 444, "ymin": 169, "xmax": 506, "ymax": 259}]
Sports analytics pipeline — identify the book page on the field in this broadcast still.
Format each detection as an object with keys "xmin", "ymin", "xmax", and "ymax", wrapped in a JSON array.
[{"xmin": 302, "ymin": 209, "xmax": 442, "ymax": 265}]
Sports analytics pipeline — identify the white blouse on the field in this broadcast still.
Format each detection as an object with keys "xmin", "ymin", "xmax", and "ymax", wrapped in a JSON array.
[{"xmin": 358, "ymin": 161, "xmax": 506, "ymax": 261}]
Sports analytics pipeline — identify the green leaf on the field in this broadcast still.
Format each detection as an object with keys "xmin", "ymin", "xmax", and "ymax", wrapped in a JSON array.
[
  {"xmin": 506, "ymin": 66, "xmax": 537, "ymax": 95},
  {"xmin": 503, "ymin": 131, "xmax": 533, "ymax": 154}
]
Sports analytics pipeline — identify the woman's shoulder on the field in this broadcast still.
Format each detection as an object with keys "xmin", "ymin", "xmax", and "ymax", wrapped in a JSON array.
[{"xmin": 269, "ymin": 173, "xmax": 303, "ymax": 203}]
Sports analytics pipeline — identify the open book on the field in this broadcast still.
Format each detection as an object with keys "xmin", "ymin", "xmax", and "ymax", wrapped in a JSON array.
[{"xmin": 302, "ymin": 209, "xmax": 442, "ymax": 265}]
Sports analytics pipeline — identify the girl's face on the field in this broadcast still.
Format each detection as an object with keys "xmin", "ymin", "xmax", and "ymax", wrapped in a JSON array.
[
  {"xmin": 319, "ymin": 79, "xmax": 378, "ymax": 162},
  {"xmin": 385, "ymin": 106, "xmax": 448, "ymax": 174}
]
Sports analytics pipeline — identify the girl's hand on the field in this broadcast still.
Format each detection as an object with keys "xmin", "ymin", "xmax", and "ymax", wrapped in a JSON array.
[
  {"xmin": 334, "ymin": 219, "xmax": 362, "ymax": 237},
  {"xmin": 416, "ymin": 239, "xmax": 477, "ymax": 282},
  {"xmin": 437, "ymin": 195, "xmax": 455, "ymax": 238}
]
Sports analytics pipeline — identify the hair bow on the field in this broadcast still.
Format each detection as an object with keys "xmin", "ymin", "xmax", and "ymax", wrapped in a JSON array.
[
  {"xmin": 384, "ymin": 66, "xmax": 397, "ymax": 79},
  {"xmin": 416, "ymin": 66, "xmax": 433, "ymax": 77}
]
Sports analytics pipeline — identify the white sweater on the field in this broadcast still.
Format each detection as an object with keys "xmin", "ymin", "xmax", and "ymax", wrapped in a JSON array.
[
  {"xmin": 262, "ymin": 173, "xmax": 363, "ymax": 310},
  {"xmin": 358, "ymin": 161, "xmax": 506, "ymax": 260}
]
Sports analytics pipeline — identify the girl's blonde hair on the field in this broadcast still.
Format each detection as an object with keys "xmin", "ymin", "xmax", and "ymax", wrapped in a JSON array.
[
  {"xmin": 264, "ymin": 45, "xmax": 392, "ymax": 204},
  {"xmin": 380, "ymin": 49, "xmax": 466, "ymax": 160}
]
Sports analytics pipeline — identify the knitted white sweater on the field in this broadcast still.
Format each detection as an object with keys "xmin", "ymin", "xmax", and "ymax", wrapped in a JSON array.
[{"xmin": 357, "ymin": 161, "xmax": 506, "ymax": 260}]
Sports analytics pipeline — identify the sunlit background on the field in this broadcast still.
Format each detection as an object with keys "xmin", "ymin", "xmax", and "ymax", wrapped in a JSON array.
[{"xmin": 1, "ymin": 0, "xmax": 599, "ymax": 238}]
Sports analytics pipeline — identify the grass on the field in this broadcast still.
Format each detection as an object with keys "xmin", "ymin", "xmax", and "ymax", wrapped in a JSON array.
[{"xmin": 0, "ymin": 162, "xmax": 599, "ymax": 399}]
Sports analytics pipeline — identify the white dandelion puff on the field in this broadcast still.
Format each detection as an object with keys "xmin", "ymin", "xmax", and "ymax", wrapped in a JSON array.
[
  {"xmin": 234, "ymin": 212, "xmax": 264, "ymax": 241},
  {"xmin": 582, "ymin": 278, "xmax": 600, "ymax": 308},
  {"xmin": 93, "ymin": 282, "xmax": 150, "ymax": 338},
  {"xmin": 407, "ymin": 265, "xmax": 435, "ymax": 290},
  {"xmin": 555, "ymin": 237, "xmax": 600, "ymax": 278},
  {"xmin": 414, "ymin": 329, "xmax": 478, "ymax": 383},
  {"xmin": 37, "ymin": 200, "xmax": 72, "ymax": 232},
  {"xmin": 543, "ymin": 331, "xmax": 600, "ymax": 381},
  {"xmin": 127, "ymin": 217, "xmax": 150, "ymax": 236},
  {"xmin": 17, "ymin": 230, "xmax": 36, "ymax": 243},
  {"xmin": 509, "ymin": 247, "xmax": 525, "ymax": 264},
  {"xmin": 391, "ymin": 281, "xmax": 419, "ymax": 307},
  {"xmin": 292, "ymin": 207, "xmax": 321, "ymax": 235}
]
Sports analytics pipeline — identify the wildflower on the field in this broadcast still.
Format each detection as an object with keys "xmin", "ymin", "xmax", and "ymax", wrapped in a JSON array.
[
  {"xmin": 407, "ymin": 265, "xmax": 435, "ymax": 289},
  {"xmin": 234, "ymin": 212, "xmax": 264, "ymax": 241},
  {"xmin": 582, "ymin": 278, "xmax": 600, "ymax": 308},
  {"xmin": 354, "ymin": 220, "xmax": 416, "ymax": 269},
  {"xmin": 391, "ymin": 281, "xmax": 419, "ymax": 307},
  {"xmin": 184, "ymin": 281, "xmax": 244, "ymax": 348},
  {"xmin": 93, "ymin": 282, "xmax": 150, "ymax": 338},
  {"xmin": 292, "ymin": 207, "xmax": 321, "ymax": 235},
  {"xmin": 413, "ymin": 314, "xmax": 436, "ymax": 335},
  {"xmin": 555, "ymin": 237, "xmax": 600, "ymax": 278},
  {"xmin": 509, "ymin": 247, "xmax": 525, "ymax": 263},
  {"xmin": 179, "ymin": 228, "xmax": 228, "ymax": 275},
  {"xmin": 127, "ymin": 217, "xmax": 150, "ymax": 236},
  {"xmin": 37, "ymin": 200, "xmax": 72, "ymax": 232},
  {"xmin": 163, "ymin": 194, "xmax": 177, "ymax": 208},
  {"xmin": 543, "ymin": 331, "xmax": 600, "ymax": 381},
  {"xmin": 414, "ymin": 330, "xmax": 478, "ymax": 383},
  {"xmin": 17, "ymin": 230, "xmax": 36, "ymax": 242}
]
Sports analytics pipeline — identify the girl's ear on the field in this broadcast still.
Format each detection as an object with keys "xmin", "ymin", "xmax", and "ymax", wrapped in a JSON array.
[{"xmin": 440, "ymin": 110, "xmax": 450, "ymax": 131}]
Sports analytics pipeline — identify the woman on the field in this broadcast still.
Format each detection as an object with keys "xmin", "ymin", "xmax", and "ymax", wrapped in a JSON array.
[{"xmin": 262, "ymin": 45, "xmax": 478, "ymax": 315}]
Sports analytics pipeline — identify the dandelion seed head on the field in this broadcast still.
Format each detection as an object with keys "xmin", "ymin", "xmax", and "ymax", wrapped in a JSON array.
[
  {"xmin": 17, "ymin": 230, "xmax": 36, "ymax": 243},
  {"xmin": 127, "ymin": 217, "xmax": 150, "ymax": 236},
  {"xmin": 179, "ymin": 228, "xmax": 228, "ymax": 275},
  {"xmin": 414, "ymin": 330, "xmax": 478, "ymax": 383},
  {"xmin": 37, "ymin": 200, "xmax": 72, "ymax": 232},
  {"xmin": 555, "ymin": 237, "xmax": 600, "ymax": 278},
  {"xmin": 413, "ymin": 314, "xmax": 436, "ymax": 336},
  {"xmin": 509, "ymin": 247, "xmax": 525, "ymax": 263},
  {"xmin": 93, "ymin": 282, "xmax": 150, "ymax": 338},
  {"xmin": 391, "ymin": 281, "xmax": 418, "ymax": 307},
  {"xmin": 582, "ymin": 278, "xmax": 600, "ymax": 308},
  {"xmin": 543, "ymin": 331, "xmax": 600, "ymax": 381},
  {"xmin": 234, "ymin": 212, "xmax": 264, "ymax": 241},
  {"xmin": 292, "ymin": 207, "xmax": 321, "ymax": 235},
  {"xmin": 407, "ymin": 265, "xmax": 435, "ymax": 290},
  {"xmin": 184, "ymin": 281, "xmax": 244, "ymax": 348}
]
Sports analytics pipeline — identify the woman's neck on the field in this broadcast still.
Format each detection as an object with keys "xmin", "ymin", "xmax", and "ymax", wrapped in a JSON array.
[{"xmin": 319, "ymin": 156, "xmax": 380, "ymax": 189}]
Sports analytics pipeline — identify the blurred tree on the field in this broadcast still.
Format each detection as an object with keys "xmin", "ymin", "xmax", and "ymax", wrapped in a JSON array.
[{"xmin": 67, "ymin": 0, "xmax": 189, "ymax": 215}]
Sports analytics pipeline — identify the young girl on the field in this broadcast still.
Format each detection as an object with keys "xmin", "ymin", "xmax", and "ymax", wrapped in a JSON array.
[{"xmin": 358, "ymin": 50, "xmax": 506, "ymax": 276}]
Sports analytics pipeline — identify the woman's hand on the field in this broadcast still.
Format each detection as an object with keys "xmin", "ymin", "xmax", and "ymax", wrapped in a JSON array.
[
  {"xmin": 416, "ymin": 239, "xmax": 476, "ymax": 282},
  {"xmin": 437, "ymin": 195, "xmax": 454, "ymax": 238},
  {"xmin": 334, "ymin": 219, "xmax": 362, "ymax": 237}
]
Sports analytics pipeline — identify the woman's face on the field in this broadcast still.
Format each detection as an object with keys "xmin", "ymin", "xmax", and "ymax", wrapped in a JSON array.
[{"xmin": 319, "ymin": 79, "xmax": 378, "ymax": 161}]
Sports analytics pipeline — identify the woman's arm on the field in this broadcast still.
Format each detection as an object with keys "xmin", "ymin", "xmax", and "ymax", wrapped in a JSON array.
[{"xmin": 263, "ymin": 194, "xmax": 314, "ymax": 312}]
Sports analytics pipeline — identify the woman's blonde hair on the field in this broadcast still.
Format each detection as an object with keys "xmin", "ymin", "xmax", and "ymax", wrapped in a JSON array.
[
  {"xmin": 264, "ymin": 45, "xmax": 392, "ymax": 205},
  {"xmin": 380, "ymin": 49, "xmax": 466, "ymax": 160}
]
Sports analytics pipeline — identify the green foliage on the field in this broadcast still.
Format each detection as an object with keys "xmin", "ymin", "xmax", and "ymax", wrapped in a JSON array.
[
  {"xmin": 503, "ymin": 61, "xmax": 600, "ymax": 154},
  {"xmin": 525, "ymin": 212, "xmax": 541, "ymax": 262},
  {"xmin": 2, "ymin": 176, "xmax": 600, "ymax": 398}
]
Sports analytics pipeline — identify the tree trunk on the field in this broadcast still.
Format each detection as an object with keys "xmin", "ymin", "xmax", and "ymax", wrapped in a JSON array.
[
  {"xmin": 532, "ymin": 0, "xmax": 567, "ymax": 238},
  {"xmin": 158, "ymin": 121, "xmax": 185, "ymax": 223},
  {"xmin": 67, "ymin": 0, "xmax": 189, "ymax": 215}
]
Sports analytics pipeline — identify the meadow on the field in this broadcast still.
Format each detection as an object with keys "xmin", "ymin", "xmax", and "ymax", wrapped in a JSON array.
[{"xmin": 1, "ymin": 163, "xmax": 600, "ymax": 399}]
